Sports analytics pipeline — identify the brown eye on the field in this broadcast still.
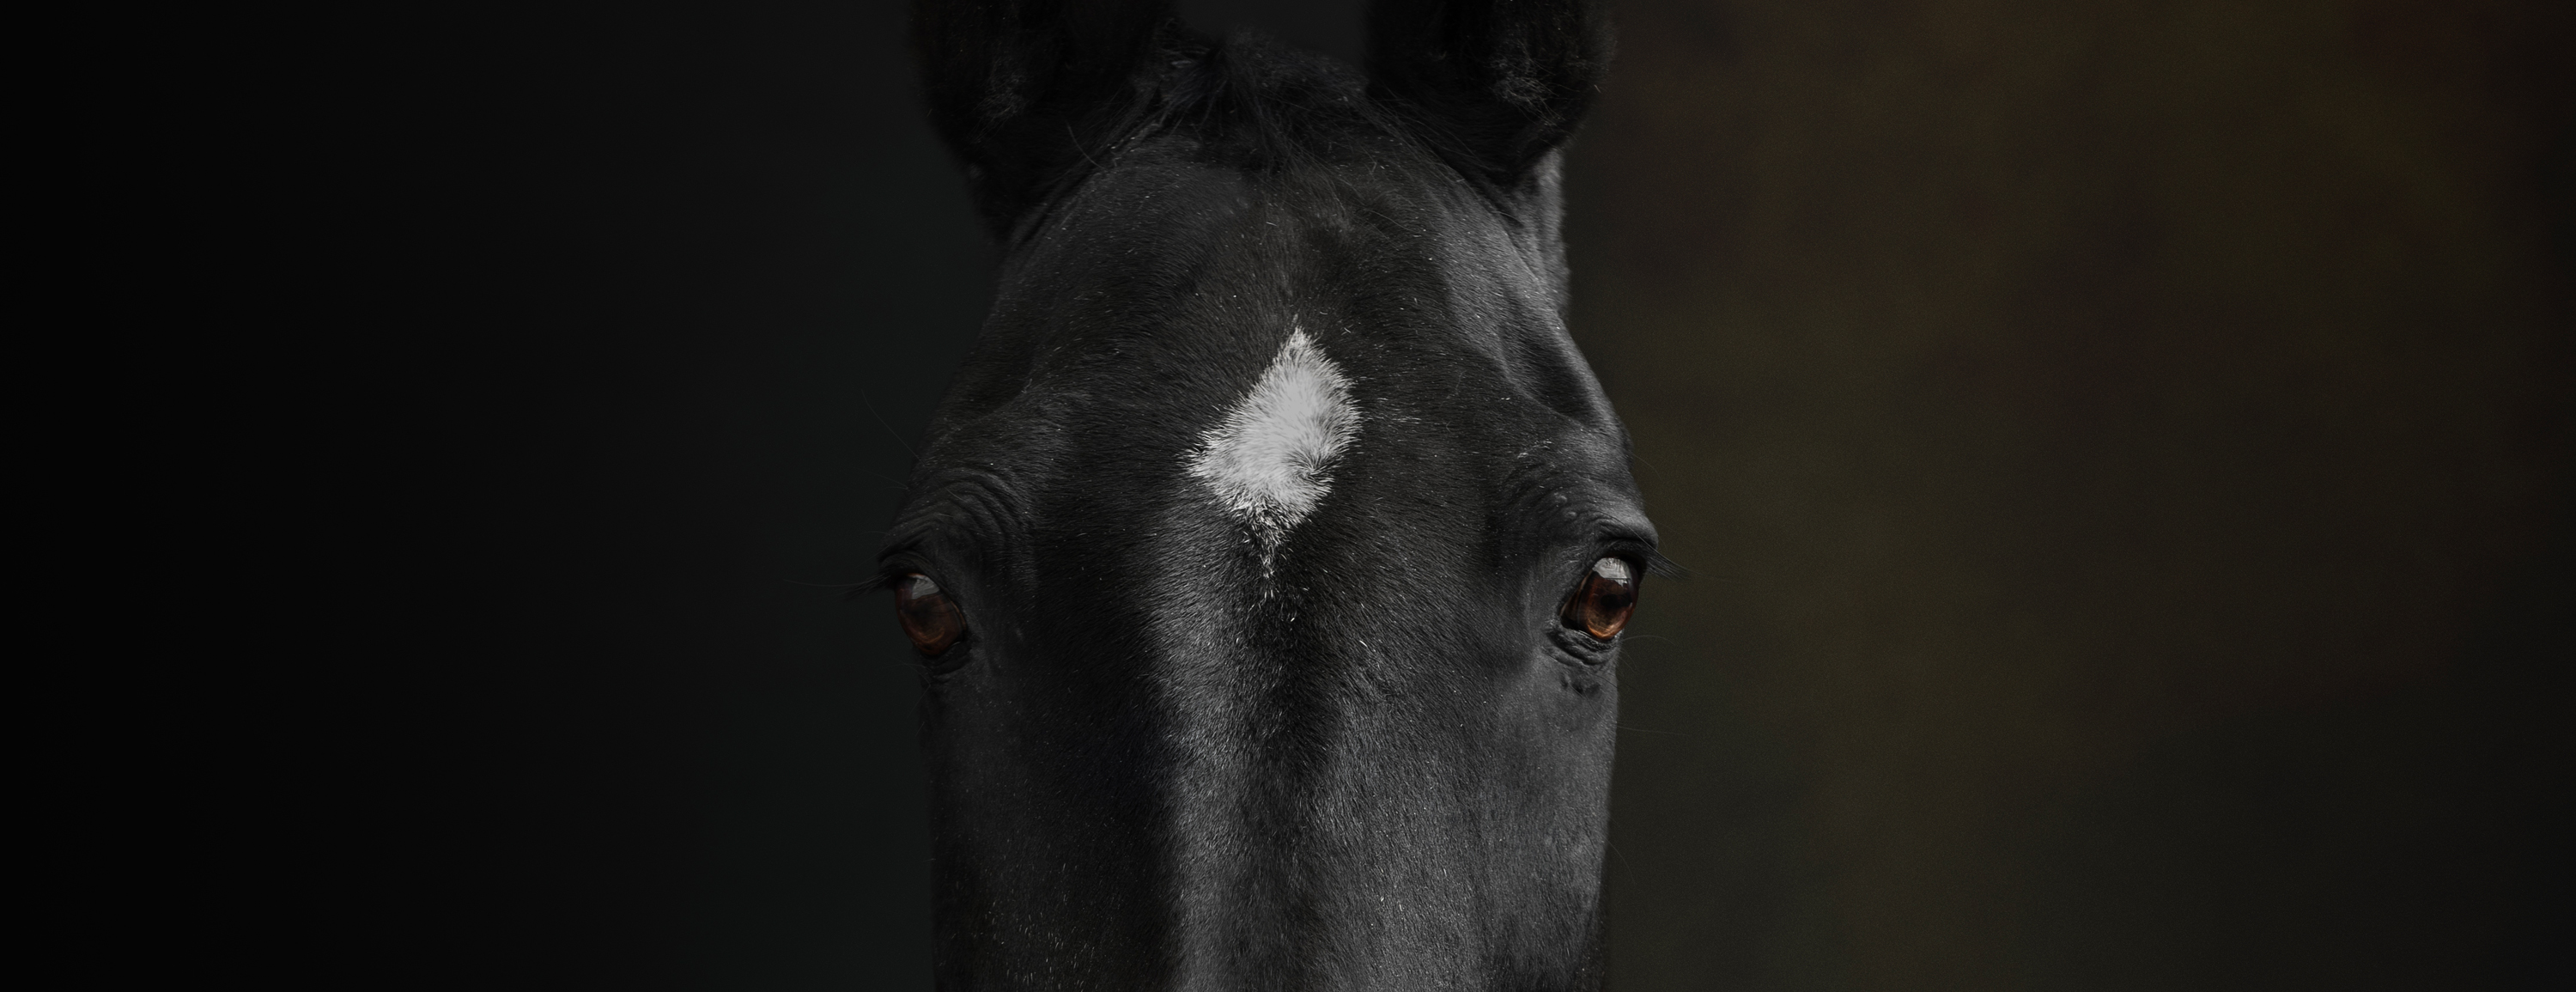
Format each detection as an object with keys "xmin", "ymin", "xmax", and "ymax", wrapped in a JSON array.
[
  {"xmin": 893, "ymin": 573, "xmax": 965, "ymax": 657},
  {"xmin": 1561, "ymin": 557, "xmax": 1639, "ymax": 641}
]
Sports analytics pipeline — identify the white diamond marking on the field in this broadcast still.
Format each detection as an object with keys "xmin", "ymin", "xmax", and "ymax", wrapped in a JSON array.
[{"xmin": 1186, "ymin": 329, "xmax": 1358, "ymax": 556}]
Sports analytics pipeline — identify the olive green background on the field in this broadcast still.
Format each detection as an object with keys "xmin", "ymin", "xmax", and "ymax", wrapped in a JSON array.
[
  {"xmin": 387, "ymin": 2, "xmax": 2567, "ymax": 988},
  {"xmin": 1568, "ymin": 3, "xmax": 2570, "ymax": 989}
]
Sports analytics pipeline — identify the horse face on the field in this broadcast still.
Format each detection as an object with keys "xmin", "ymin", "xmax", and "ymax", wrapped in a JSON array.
[{"xmin": 890, "ymin": 3, "xmax": 1642, "ymax": 987}]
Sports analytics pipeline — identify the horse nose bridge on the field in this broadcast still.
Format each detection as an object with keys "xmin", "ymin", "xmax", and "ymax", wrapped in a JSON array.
[{"xmin": 1140, "ymin": 593, "xmax": 1490, "ymax": 985}]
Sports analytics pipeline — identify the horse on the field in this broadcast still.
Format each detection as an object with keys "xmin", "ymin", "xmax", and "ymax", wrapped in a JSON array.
[{"xmin": 884, "ymin": 1, "xmax": 1652, "ymax": 985}]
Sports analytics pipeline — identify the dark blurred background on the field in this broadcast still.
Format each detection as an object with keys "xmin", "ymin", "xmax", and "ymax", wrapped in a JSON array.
[{"xmin": 373, "ymin": 1, "xmax": 2570, "ymax": 988}]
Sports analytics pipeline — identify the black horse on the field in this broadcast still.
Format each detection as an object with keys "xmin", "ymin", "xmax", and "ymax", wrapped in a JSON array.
[{"xmin": 885, "ymin": 1, "xmax": 1652, "ymax": 986}]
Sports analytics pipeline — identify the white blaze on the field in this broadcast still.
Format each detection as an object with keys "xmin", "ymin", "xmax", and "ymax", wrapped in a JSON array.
[{"xmin": 1187, "ymin": 329, "xmax": 1358, "ymax": 552}]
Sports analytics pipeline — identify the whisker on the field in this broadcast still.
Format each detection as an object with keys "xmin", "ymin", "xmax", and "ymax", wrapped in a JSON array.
[{"xmin": 856, "ymin": 385, "xmax": 916, "ymax": 459}]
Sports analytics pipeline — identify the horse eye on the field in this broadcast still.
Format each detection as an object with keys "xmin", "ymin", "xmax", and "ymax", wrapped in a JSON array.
[
  {"xmin": 893, "ymin": 573, "xmax": 965, "ymax": 657},
  {"xmin": 1560, "ymin": 557, "xmax": 1639, "ymax": 641}
]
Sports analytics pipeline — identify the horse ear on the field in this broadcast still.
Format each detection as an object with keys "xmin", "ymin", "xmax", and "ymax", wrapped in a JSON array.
[
  {"xmin": 1364, "ymin": 0, "xmax": 1612, "ymax": 189},
  {"xmin": 913, "ymin": 0, "xmax": 1179, "ymax": 237}
]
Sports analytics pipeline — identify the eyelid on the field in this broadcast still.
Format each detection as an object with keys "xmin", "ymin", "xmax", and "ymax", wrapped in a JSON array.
[
  {"xmin": 1592, "ymin": 539, "xmax": 1660, "ymax": 575},
  {"xmin": 868, "ymin": 554, "xmax": 936, "ymax": 595},
  {"xmin": 1607, "ymin": 542, "xmax": 1681, "ymax": 581}
]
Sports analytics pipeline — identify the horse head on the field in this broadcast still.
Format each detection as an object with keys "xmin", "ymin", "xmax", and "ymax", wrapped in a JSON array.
[{"xmin": 889, "ymin": 2, "xmax": 1649, "ymax": 985}]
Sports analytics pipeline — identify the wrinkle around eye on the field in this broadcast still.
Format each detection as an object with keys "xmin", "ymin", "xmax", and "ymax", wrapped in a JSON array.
[
  {"xmin": 881, "ymin": 465, "xmax": 1036, "ymax": 572},
  {"xmin": 1496, "ymin": 449, "xmax": 1655, "ymax": 553}
]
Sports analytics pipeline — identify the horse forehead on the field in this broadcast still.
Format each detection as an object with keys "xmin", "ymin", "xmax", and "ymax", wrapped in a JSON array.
[
  {"xmin": 1024, "ymin": 172, "xmax": 1561, "ymax": 400},
  {"xmin": 910, "ymin": 159, "xmax": 1614, "ymax": 533}
]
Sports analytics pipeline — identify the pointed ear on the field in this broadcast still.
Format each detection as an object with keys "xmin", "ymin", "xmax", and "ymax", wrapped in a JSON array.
[
  {"xmin": 1365, "ymin": 0, "xmax": 1612, "ymax": 189},
  {"xmin": 913, "ymin": 0, "xmax": 1179, "ymax": 237}
]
